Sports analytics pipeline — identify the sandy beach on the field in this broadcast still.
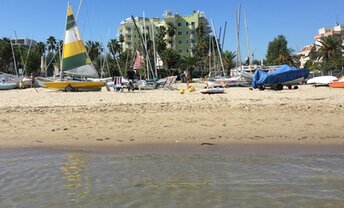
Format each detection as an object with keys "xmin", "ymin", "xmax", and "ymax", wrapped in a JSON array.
[{"xmin": 0, "ymin": 83, "xmax": 343, "ymax": 149}]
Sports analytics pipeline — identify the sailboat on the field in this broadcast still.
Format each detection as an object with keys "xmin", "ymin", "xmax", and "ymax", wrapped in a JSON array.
[
  {"xmin": 44, "ymin": 3, "xmax": 105, "ymax": 92},
  {"xmin": 0, "ymin": 72, "xmax": 18, "ymax": 90}
]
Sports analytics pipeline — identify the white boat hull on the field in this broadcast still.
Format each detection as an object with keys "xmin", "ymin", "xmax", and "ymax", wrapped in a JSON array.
[{"xmin": 0, "ymin": 82, "xmax": 17, "ymax": 90}]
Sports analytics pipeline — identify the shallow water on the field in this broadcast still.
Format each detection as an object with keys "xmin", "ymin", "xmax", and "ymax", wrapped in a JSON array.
[{"xmin": 0, "ymin": 147, "xmax": 344, "ymax": 208}]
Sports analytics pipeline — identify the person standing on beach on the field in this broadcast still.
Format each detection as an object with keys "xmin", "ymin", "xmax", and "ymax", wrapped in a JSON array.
[
  {"xmin": 184, "ymin": 70, "xmax": 191, "ymax": 88},
  {"xmin": 30, "ymin": 72, "xmax": 35, "ymax": 88}
]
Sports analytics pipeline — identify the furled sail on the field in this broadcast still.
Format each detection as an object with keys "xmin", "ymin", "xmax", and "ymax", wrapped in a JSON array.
[{"xmin": 62, "ymin": 4, "xmax": 99, "ymax": 78}]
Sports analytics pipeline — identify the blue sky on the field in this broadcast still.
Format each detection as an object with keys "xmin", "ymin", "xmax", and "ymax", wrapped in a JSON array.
[{"xmin": 0, "ymin": 0, "xmax": 343, "ymax": 60}]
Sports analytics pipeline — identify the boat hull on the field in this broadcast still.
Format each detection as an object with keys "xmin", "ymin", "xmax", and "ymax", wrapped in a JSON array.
[
  {"xmin": 44, "ymin": 81, "xmax": 105, "ymax": 91},
  {"xmin": 200, "ymin": 88, "xmax": 225, "ymax": 94},
  {"xmin": 0, "ymin": 82, "xmax": 17, "ymax": 90},
  {"xmin": 329, "ymin": 80, "xmax": 344, "ymax": 88}
]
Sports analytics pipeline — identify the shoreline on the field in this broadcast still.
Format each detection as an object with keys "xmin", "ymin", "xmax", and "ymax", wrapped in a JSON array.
[{"xmin": 0, "ymin": 84, "xmax": 343, "ymax": 149}]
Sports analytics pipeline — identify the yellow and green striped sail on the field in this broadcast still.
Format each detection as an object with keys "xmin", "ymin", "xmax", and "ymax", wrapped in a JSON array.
[{"xmin": 62, "ymin": 3, "xmax": 98, "ymax": 78}]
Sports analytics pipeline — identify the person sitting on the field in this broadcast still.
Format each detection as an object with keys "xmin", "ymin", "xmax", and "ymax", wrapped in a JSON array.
[{"xmin": 127, "ymin": 68, "xmax": 135, "ymax": 92}]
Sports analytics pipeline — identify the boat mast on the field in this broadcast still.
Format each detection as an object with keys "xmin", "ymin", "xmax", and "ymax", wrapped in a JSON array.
[
  {"xmin": 221, "ymin": 21, "xmax": 227, "ymax": 51},
  {"xmin": 76, "ymin": 0, "xmax": 83, "ymax": 21},
  {"xmin": 131, "ymin": 15, "xmax": 153, "ymax": 79},
  {"xmin": 151, "ymin": 23, "xmax": 158, "ymax": 78},
  {"xmin": 9, "ymin": 37, "xmax": 18, "ymax": 76},
  {"xmin": 208, "ymin": 35, "xmax": 211, "ymax": 75},
  {"xmin": 210, "ymin": 19, "xmax": 225, "ymax": 76},
  {"xmin": 235, "ymin": 4, "xmax": 242, "ymax": 71},
  {"xmin": 244, "ymin": 10, "xmax": 251, "ymax": 69},
  {"xmin": 60, "ymin": 3, "xmax": 70, "ymax": 80}
]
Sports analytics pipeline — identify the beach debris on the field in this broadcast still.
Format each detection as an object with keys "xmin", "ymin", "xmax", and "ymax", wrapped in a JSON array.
[
  {"xmin": 63, "ymin": 128, "xmax": 68, "ymax": 131},
  {"xmin": 179, "ymin": 89, "xmax": 185, "ymax": 94},
  {"xmin": 130, "ymin": 139, "xmax": 135, "ymax": 141},
  {"xmin": 96, "ymin": 138, "xmax": 103, "ymax": 141},
  {"xmin": 201, "ymin": 142, "xmax": 215, "ymax": 146},
  {"xmin": 35, "ymin": 140, "xmax": 43, "ymax": 143}
]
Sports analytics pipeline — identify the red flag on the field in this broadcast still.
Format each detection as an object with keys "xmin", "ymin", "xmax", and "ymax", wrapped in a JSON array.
[{"xmin": 133, "ymin": 50, "xmax": 142, "ymax": 70}]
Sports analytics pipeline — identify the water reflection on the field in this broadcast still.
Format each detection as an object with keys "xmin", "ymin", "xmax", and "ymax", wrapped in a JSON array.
[
  {"xmin": 0, "ymin": 149, "xmax": 343, "ymax": 207},
  {"xmin": 61, "ymin": 153, "xmax": 90, "ymax": 204}
]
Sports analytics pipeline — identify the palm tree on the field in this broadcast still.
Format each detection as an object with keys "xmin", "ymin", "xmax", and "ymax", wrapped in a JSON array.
[
  {"xmin": 166, "ymin": 23, "xmax": 176, "ymax": 48},
  {"xmin": 179, "ymin": 54, "xmax": 200, "ymax": 78},
  {"xmin": 156, "ymin": 26, "xmax": 167, "ymax": 54},
  {"xmin": 85, "ymin": 41, "xmax": 103, "ymax": 61},
  {"xmin": 315, "ymin": 36, "xmax": 344, "ymax": 71},
  {"xmin": 107, "ymin": 38, "xmax": 122, "ymax": 58},
  {"xmin": 35, "ymin": 41, "xmax": 46, "ymax": 56},
  {"xmin": 160, "ymin": 48, "xmax": 180, "ymax": 75},
  {"xmin": 46, "ymin": 36, "xmax": 57, "ymax": 52},
  {"xmin": 222, "ymin": 51, "xmax": 236, "ymax": 72}
]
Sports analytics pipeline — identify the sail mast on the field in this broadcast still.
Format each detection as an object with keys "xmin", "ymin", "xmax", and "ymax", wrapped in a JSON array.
[
  {"xmin": 244, "ymin": 10, "xmax": 251, "ymax": 67},
  {"xmin": 235, "ymin": 4, "xmax": 242, "ymax": 70},
  {"xmin": 210, "ymin": 19, "xmax": 225, "ymax": 76},
  {"xmin": 60, "ymin": 3, "xmax": 69, "ymax": 79},
  {"xmin": 151, "ymin": 23, "xmax": 158, "ymax": 78},
  {"xmin": 9, "ymin": 37, "xmax": 18, "ymax": 76}
]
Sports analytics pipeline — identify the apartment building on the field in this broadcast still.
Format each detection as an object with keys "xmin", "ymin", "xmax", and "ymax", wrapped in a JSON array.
[
  {"xmin": 11, "ymin": 38, "xmax": 37, "ymax": 48},
  {"xmin": 298, "ymin": 24, "xmax": 344, "ymax": 68},
  {"xmin": 118, "ymin": 10, "xmax": 211, "ymax": 56}
]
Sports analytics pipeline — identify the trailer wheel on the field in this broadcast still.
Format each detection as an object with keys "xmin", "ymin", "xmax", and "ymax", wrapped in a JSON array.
[
  {"xmin": 65, "ymin": 84, "xmax": 74, "ymax": 92},
  {"xmin": 293, "ymin": 86, "xmax": 299, "ymax": 90},
  {"xmin": 258, "ymin": 85, "xmax": 265, "ymax": 91},
  {"xmin": 276, "ymin": 84, "xmax": 283, "ymax": 91}
]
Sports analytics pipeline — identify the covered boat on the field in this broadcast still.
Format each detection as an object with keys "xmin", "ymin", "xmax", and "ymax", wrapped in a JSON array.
[{"xmin": 252, "ymin": 65, "xmax": 309, "ymax": 90}]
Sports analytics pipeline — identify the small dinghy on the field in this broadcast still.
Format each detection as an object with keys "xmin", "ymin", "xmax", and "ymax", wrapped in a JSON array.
[
  {"xmin": 200, "ymin": 88, "xmax": 225, "ymax": 94},
  {"xmin": 0, "ymin": 82, "xmax": 17, "ymax": 90}
]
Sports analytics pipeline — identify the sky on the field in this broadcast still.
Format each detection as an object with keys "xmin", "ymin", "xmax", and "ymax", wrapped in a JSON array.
[{"xmin": 0, "ymin": 0, "xmax": 343, "ymax": 60}]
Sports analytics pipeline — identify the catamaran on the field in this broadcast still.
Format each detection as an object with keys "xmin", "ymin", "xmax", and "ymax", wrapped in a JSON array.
[{"xmin": 44, "ymin": 3, "xmax": 105, "ymax": 92}]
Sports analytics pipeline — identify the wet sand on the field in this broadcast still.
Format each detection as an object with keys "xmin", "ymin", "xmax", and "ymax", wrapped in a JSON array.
[{"xmin": 0, "ymin": 83, "xmax": 343, "ymax": 150}]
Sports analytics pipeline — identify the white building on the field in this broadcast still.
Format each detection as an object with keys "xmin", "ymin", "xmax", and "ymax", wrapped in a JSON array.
[
  {"xmin": 11, "ymin": 38, "xmax": 37, "ymax": 48},
  {"xmin": 297, "ymin": 44, "xmax": 315, "ymax": 68}
]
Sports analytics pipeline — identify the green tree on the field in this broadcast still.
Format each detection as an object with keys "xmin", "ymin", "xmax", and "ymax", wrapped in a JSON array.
[
  {"xmin": 222, "ymin": 51, "xmax": 236, "ymax": 72},
  {"xmin": 0, "ymin": 38, "xmax": 14, "ymax": 72},
  {"xmin": 35, "ymin": 41, "xmax": 46, "ymax": 56},
  {"xmin": 156, "ymin": 26, "xmax": 167, "ymax": 54},
  {"xmin": 179, "ymin": 54, "xmax": 201, "ymax": 77},
  {"xmin": 166, "ymin": 23, "xmax": 176, "ymax": 48},
  {"xmin": 25, "ymin": 48, "xmax": 41, "ymax": 75},
  {"xmin": 108, "ymin": 38, "xmax": 122, "ymax": 58},
  {"xmin": 315, "ymin": 36, "xmax": 344, "ymax": 71},
  {"xmin": 266, "ymin": 35, "xmax": 294, "ymax": 65},
  {"xmin": 85, "ymin": 40, "xmax": 103, "ymax": 69},
  {"xmin": 46, "ymin": 36, "xmax": 57, "ymax": 52},
  {"xmin": 160, "ymin": 48, "xmax": 180, "ymax": 75}
]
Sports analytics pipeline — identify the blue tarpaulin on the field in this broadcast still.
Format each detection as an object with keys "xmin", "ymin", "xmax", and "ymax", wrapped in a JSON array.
[{"xmin": 252, "ymin": 65, "xmax": 309, "ymax": 88}]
